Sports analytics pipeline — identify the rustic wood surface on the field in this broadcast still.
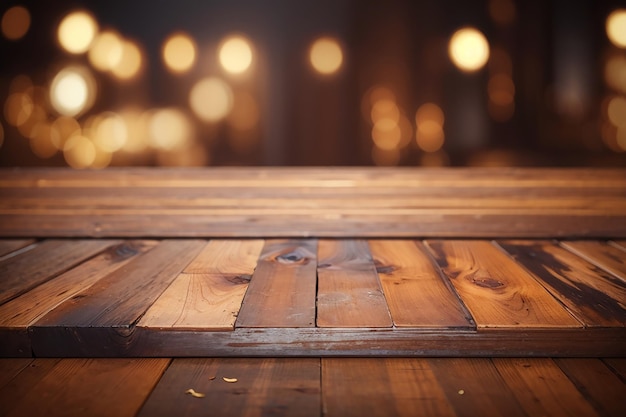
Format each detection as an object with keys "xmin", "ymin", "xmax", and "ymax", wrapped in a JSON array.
[
  {"xmin": 1, "ymin": 167, "xmax": 625, "ymax": 238},
  {"xmin": 316, "ymin": 240, "xmax": 392, "ymax": 327},
  {"xmin": 560, "ymin": 240, "xmax": 626, "ymax": 282},
  {"xmin": 0, "ymin": 238, "xmax": 622, "ymax": 357},
  {"xmin": 2, "ymin": 357, "xmax": 622, "ymax": 417}
]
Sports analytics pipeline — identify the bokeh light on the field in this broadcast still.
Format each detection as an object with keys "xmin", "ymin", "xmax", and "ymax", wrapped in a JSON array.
[
  {"xmin": 448, "ymin": 27, "xmax": 490, "ymax": 72},
  {"xmin": 51, "ymin": 116, "xmax": 81, "ymax": 150},
  {"xmin": 1, "ymin": 6, "xmax": 30, "ymax": 40},
  {"xmin": 148, "ymin": 108, "xmax": 192, "ymax": 150},
  {"xmin": 57, "ymin": 11, "xmax": 98, "ymax": 54},
  {"xmin": 309, "ymin": 37, "xmax": 343, "ymax": 75},
  {"xmin": 162, "ymin": 33, "xmax": 197, "ymax": 74},
  {"xmin": 4, "ymin": 92, "xmax": 33, "ymax": 127},
  {"xmin": 605, "ymin": 54, "xmax": 626, "ymax": 93},
  {"xmin": 219, "ymin": 36, "xmax": 253, "ymax": 74},
  {"xmin": 371, "ymin": 99, "xmax": 400, "ymax": 124},
  {"xmin": 227, "ymin": 92, "xmax": 259, "ymax": 131},
  {"xmin": 111, "ymin": 40, "xmax": 143, "ymax": 80},
  {"xmin": 49, "ymin": 67, "xmax": 96, "ymax": 117},
  {"xmin": 92, "ymin": 112, "xmax": 128, "ymax": 152},
  {"xmin": 372, "ymin": 118, "xmax": 402, "ymax": 150},
  {"xmin": 88, "ymin": 30, "xmax": 123, "ymax": 71},
  {"xmin": 29, "ymin": 123, "xmax": 57, "ymax": 158},
  {"xmin": 64, "ymin": 135, "xmax": 97, "ymax": 168},
  {"xmin": 415, "ymin": 102, "xmax": 445, "ymax": 152},
  {"xmin": 607, "ymin": 96, "xmax": 626, "ymax": 127},
  {"xmin": 189, "ymin": 77, "xmax": 233, "ymax": 122},
  {"xmin": 606, "ymin": 9, "xmax": 626, "ymax": 48}
]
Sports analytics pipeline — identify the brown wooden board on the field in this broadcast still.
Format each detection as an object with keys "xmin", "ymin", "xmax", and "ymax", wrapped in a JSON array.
[
  {"xmin": 493, "ymin": 358, "xmax": 600, "ymax": 417},
  {"xmin": 369, "ymin": 240, "xmax": 473, "ymax": 328},
  {"xmin": 0, "ymin": 358, "xmax": 62, "ymax": 416},
  {"xmin": 425, "ymin": 240, "xmax": 582, "ymax": 329},
  {"xmin": 603, "ymin": 358, "xmax": 626, "ymax": 380},
  {"xmin": 555, "ymin": 358, "xmax": 626, "ymax": 417},
  {"xmin": 0, "ymin": 239, "xmax": 116, "ymax": 305},
  {"xmin": 139, "ymin": 240, "xmax": 264, "ymax": 330},
  {"xmin": 497, "ymin": 240, "xmax": 626, "ymax": 327},
  {"xmin": 427, "ymin": 358, "xmax": 527, "ymax": 417},
  {"xmin": 138, "ymin": 358, "xmax": 320, "ymax": 417},
  {"xmin": 1, "ymin": 358, "xmax": 169, "ymax": 417},
  {"xmin": 0, "ymin": 240, "xmax": 35, "ymax": 258},
  {"xmin": 317, "ymin": 240, "xmax": 392, "ymax": 328},
  {"xmin": 0, "ymin": 358, "xmax": 33, "ymax": 389},
  {"xmin": 560, "ymin": 240, "xmax": 626, "ymax": 282},
  {"xmin": 322, "ymin": 358, "xmax": 457, "ymax": 417},
  {"xmin": 1, "ymin": 168, "xmax": 625, "ymax": 238},
  {"xmin": 29, "ymin": 240, "xmax": 204, "ymax": 354},
  {"xmin": 0, "ymin": 240, "xmax": 157, "ymax": 356},
  {"xmin": 236, "ymin": 240, "xmax": 317, "ymax": 328}
]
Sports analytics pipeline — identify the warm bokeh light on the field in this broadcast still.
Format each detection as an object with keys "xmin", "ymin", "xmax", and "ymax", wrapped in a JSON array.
[
  {"xmin": 606, "ymin": 9, "xmax": 626, "ymax": 48},
  {"xmin": 605, "ymin": 54, "xmax": 626, "ymax": 93},
  {"xmin": 64, "ymin": 135, "xmax": 97, "ymax": 168},
  {"xmin": 218, "ymin": 36, "xmax": 253, "ymax": 74},
  {"xmin": 1, "ymin": 6, "xmax": 30, "ymax": 40},
  {"xmin": 57, "ymin": 11, "xmax": 98, "ymax": 54},
  {"xmin": 361, "ymin": 86, "xmax": 396, "ymax": 122},
  {"xmin": 371, "ymin": 147, "xmax": 400, "ymax": 166},
  {"xmin": 415, "ymin": 102, "xmax": 445, "ymax": 152},
  {"xmin": 372, "ymin": 118, "xmax": 402, "ymax": 150},
  {"xmin": 119, "ymin": 108, "xmax": 150, "ymax": 153},
  {"xmin": 162, "ymin": 33, "xmax": 196, "ymax": 74},
  {"xmin": 228, "ymin": 92, "xmax": 259, "ymax": 131},
  {"xmin": 448, "ymin": 27, "xmax": 490, "ymax": 72},
  {"xmin": 4, "ymin": 92, "xmax": 33, "ymax": 127},
  {"xmin": 88, "ymin": 31, "xmax": 123, "ymax": 71},
  {"xmin": 607, "ymin": 96, "xmax": 626, "ymax": 127},
  {"xmin": 49, "ymin": 67, "xmax": 96, "ymax": 117},
  {"xmin": 92, "ymin": 112, "xmax": 128, "ymax": 152},
  {"xmin": 309, "ymin": 37, "xmax": 343, "ymax": 75},
  {"xmin": 488, "ymin": 74, "xmax": 515, "ymax": 105},
  {"xmin": 51, "ymin": 116, "xmax": 81, "ymax": 150},
  {"xmin": 111, "ymin": 40, "xmax": 143, "ymax": 80},
  {"xmin": 371, "ymin": 99, "xmax": 400, "ymax": 124},
  {"xmin": 29, "ymin": 122, "xmax": 57, "ymax": 158},
  {"xmin": 148, "ymin": 108, "xmax": 192, "ymax": 150},
  {"xmin": 189, "ymin": 77, "xmax": 233, "ymax": 122}
]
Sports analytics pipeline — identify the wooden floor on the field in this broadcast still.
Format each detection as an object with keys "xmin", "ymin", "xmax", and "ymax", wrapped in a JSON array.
[
  {"xmin": 1, "ymin": 356, "xmax": 625, "ymax": 417},
  {"xmin": 0, "ymin": 237, "xmax": 624, "ymax": 358}
]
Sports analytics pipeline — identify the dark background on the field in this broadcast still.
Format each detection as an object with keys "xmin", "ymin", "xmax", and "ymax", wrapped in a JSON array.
[{"xmin": 1, "ymin": 0, "xmax": 625, "ymax": 167}]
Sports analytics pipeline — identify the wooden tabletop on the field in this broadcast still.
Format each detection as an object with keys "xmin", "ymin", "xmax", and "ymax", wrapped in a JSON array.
[{"xmin": 1, "ymin": 167, "xmax": 625, "ymax": 238}]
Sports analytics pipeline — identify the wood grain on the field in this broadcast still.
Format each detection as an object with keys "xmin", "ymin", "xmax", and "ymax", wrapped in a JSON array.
[
  {"xmin": 0, "ymin": 239, "xmax": 117, "ymax": 305},
  {"xmin": 427, "ymin": 358, "xmax": 527, "ymax": 417},
  {"xmin": 322, "ymin": 358, "xmax": 456, "ymax": 417},
  {"xmin": 369, "ymin": 240, "xmax": 473, "ymax": 328},
  {"xmin": 1, "ymin": 168, "xmax": 624, "ymax": 238},
  {"xmin": 555, "ymin": 358, "xmax": 626, "ymax": 417},
  {"xmin": 138, "ymin": 358, "xmax": 320, "ymax": 417},
  {"xmin": 236, "ymin": 240, "xmax": 317, "ymax": 328},
  {"xmin": 2, "ymin": 358, "xmax": 169, "ymax": 417},
  {"xmin": 139, "ymin": 240, "xmax": 264, "ymax": 330},
  {"xmin": 0, "ymin": 359, "xmax": 62, "ymax": 416},
  {"xmin": 560, "ymin": 240, "xmax": 626, "ymax": 282},
  {"xmin": 425, "ymin": 240, "xmax": 582, "ymax": 329},
  {"xmin": 317, "ymin": 240, "xmax": 392, "ymax": 328},
  {"xmin": 497, "ymin": 240, "xmax": 626, "ymax": 327},
  {"xmin": 492, "ymin": 358, "xmax": 600, "ymax": 417},
  {"xmin": 0, "ymin": 239, "xmax": 35, "ymax": 258},
  {"xmin": 31, "ymin": 240, "xmax": 204, "ymax": 329}
]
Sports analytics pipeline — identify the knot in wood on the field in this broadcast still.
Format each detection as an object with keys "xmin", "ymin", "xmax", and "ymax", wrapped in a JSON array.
[{"xmin": 276, "ymin": 252, "xmax": 308, "ymax": 265}]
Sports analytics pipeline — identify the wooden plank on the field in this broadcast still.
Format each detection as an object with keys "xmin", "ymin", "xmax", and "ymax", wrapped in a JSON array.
[
  {"xmin": 0, "ymin": 359, "xmax": 61, "ymax": 416},
  {"xmin": 236, "ymin": 240, "xmax": 317, "ymax": 328},
  {"xmin": 369, "ymin": 240, "xmax": 473, "ymax": 328},
  {"xmin": 603, "ymin": 358, "xmax": 626, "ymax": 380},
  {"xmin": 1, "ymin": 168, "xmax": 625, "ymax": 238},
  {"xmin": 0, "ymin": 239, "xmax": 117, "ymax": 305},
  {"xmin": 322, "ymin": 358, "xmax": 457, "ymax": 417},
  {"xmin": 612, "ymin": 240, "xmax": 626, "ymax": 251},
  {"xmin": 0, "ymin": 240, "xmax": 157, "ymax": 356},
  {"xmin": 497, "ymin": 240, "xmax": 626, "ymax": 327},
  {"xmin": 427, "ymin": 358, "xmax": 527, "ymax": 417},
  {"xmin": 555, "ymin": 358, "xmax": 626, "ymax": 417},
  {"xmin": 138, "ymin": 358, "xmax": 320, "ymax": 417},
  {"xmin": 0, "ymin": 359, "xmax": 33, "ymax": 388},
  {"xmin": 0, "ymin": 239, "xmax": 35, "ymax": 258},
  {"xmin": 317, "ymin": 240, "xmax": 392, "ymax": 328},
  {"xmin": 29, "ymin": 240, "xmax": 205, "ymax": 356},
  {"xmin": 139, "ymin": 240, "xmax": 264, "ymax": 330},
  {"xmin": 2, "ymin": 358, "xmax": 169, "ymax": 417},
  {"xmin": 492, "ymin": 358, "xmax": 600, "ymax": 417},
  {"xmin": 560, "ymin": 240, "xmax": 626, "ymax": 282},
  {"xmin": 425, "ymin": 240, "xmax": 582, "ymax": 329}
]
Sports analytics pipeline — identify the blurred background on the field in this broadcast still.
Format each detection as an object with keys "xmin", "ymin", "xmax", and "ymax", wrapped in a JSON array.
[{"xmin": 1, "ymin": 0, "xmax": 626, "ymax": 168}]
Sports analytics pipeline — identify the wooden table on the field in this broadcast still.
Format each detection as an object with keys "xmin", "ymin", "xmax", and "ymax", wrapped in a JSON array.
[{"xmin": 0, "ymin": 167, "xmax": 624, "ymax": 416}]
